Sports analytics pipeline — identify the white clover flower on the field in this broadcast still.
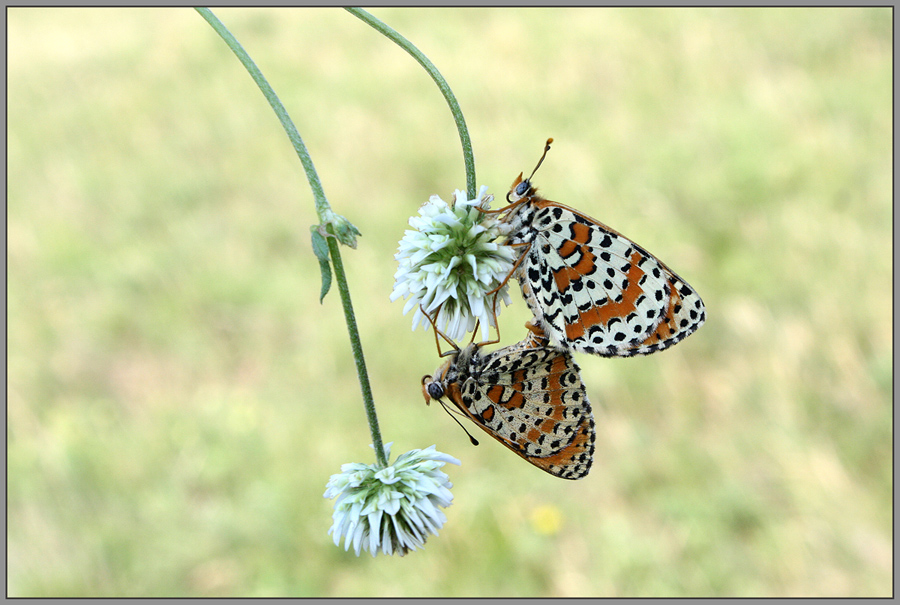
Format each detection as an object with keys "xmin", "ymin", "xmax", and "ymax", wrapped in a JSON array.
[
  {"xmin": 324, "ymin": 443, "xmax": 461, "ymax": 557},
  {"xmin": 391, "ymin": 185, "xmax": 517, "ymax": 342}
]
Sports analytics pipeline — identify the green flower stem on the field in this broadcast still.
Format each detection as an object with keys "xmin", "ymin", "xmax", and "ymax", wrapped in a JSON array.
[
  {"xmin": 195, "ymin": 8, "xmax": 330, "ymax": 223},
  {"xmin": 345, "ymin": 7, "xmax": 476, "ymax": 200},
  {"xmin": 196, "ymin": 7, "xmax": 387, "ymax": 467},
  {"xmin": 324, "ymin": 229, "xmax": 385, "ymax": 466}
]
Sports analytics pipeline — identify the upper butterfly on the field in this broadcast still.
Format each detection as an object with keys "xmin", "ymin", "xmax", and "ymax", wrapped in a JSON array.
[{"xmin": 494, "ymin": 139, "xmax": 706, "ymax": 357}]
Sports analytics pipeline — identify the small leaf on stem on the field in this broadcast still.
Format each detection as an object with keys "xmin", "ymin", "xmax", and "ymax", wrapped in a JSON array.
[{"xmin": 310, "ymin": 228, "xmax": 333, "ymax": 303}]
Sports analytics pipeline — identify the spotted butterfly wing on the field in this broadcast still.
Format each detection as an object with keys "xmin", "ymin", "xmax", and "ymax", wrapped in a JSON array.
[
  {"xmin": 423, "ymin": 324, "xmax": 595, "ymax": 479},
  {"xmin": 499, "ymin": 142, "xmax": 706, "ymax": 357}
]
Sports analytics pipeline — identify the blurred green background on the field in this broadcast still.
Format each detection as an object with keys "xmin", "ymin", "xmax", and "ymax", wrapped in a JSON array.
[{"xmin": 7, "ymin": 7, "xmax": 892, "ymax": 597}]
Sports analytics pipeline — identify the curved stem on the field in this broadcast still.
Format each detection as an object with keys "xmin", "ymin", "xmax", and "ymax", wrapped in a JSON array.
[
  {"xmin": 196, "ymin": 7, "xmax": 386, "ymax": 467},
  {"xmin": 345, "ymin": 7, "xmax": 476, "ymax": 200},
  {"xmin": 196, "ymin": 7, "xmax": 330, "ymax": 223}
]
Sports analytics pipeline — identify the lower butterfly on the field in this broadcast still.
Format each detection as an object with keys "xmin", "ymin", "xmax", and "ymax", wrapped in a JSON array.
[
  {"xmin": 422, "ymin": 321, "xmax": 595, "ymax": 480},
  {"xmin": 492, "ymin": 139, "xmax": 706, "ymax": 357}
]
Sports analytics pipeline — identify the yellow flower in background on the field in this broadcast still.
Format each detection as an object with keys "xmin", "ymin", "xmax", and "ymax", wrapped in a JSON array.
[{"xmin": 529, "ymin": 504, "xmax": 563, "ymax": 536}]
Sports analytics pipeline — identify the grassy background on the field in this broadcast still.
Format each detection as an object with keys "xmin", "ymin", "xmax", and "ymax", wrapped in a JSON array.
[{"xmin": 7, "ymin": 7, "xmax": 892, "ymax": 597}]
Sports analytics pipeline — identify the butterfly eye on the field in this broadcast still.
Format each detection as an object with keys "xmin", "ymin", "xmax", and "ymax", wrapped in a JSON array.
[
  {"xmin": 515, "ymin": 179, "xmax": 532, "ymax": 198},
  {"xmin": 426, "ymin": 381, "xmax": 445, "ymax": 400}
]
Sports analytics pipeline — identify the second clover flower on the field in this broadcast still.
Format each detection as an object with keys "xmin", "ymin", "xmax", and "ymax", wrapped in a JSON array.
[
  {"xmin": 324, "ymin": 443, "xmax": 461, "ymax": 557},
  {"xmin": 391, "ymin": 185, "xmax": 516, "ymax": 342}
]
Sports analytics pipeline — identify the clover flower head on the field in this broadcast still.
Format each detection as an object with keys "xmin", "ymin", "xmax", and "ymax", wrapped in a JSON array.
[
  {"xmin": 324, "ymin": 442, "xmax": 461, "ymax": 557},
  {"xmin": 390, "ymin": 185, "xmax": 517, "ymax": 342}
]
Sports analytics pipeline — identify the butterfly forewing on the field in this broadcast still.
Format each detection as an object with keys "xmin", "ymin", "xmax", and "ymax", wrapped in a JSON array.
[{"xmin": 427, "ymin": 333, "xmax": 595, "ymax": 480}]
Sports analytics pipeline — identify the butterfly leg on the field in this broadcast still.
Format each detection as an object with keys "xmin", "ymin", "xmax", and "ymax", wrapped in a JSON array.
[
  {"xmin": 474, "ymin": 196, "xmax": 529, "ymax": 216},
  {"xmin": 473, "ymin": 290, "xmax": 504, "ymax": 347},
  {"xmin": 484, "ymin": 241, "xmax": 532, "ymax": 297},
  {"xmin": 420, "ymin": 303, "xmax": 462, "ymax": 358}
]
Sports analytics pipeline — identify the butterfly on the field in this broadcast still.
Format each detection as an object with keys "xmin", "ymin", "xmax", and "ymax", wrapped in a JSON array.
[
  {"xmin": 422, "ymin": 321, "xmax": 595, "ymax": 480},
  {"xmin": 489, "ymin": 139, "xmax": 706, "ymax": 357}
]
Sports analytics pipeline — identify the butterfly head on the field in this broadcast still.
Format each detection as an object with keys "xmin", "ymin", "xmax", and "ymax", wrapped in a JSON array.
[
  {"xmin": 507, "ymin": 173, "xmax": 535, "ymax": 204},
  {"xmin": 422, "ymin": 375, "xmax": 445, "ymax": 403},
  {"xmin": 421, "ymin": 357, "xmax": 454, "ymax": 404},
  {"xmin": 421, "ymin": 357, "xmax": 481, "ymax": 448},
  {"xmin": 507, "ymin": 138, "xmax": 553, "ymax": 204}
]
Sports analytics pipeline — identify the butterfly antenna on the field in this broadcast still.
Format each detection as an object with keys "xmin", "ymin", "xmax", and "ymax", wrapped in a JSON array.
[
  {"xmin": 438, "ymin": 400, "xmax": 480, "ymax": 446},
  {"xmin": 528, "ymin": 137, "xmax": 554, "ymax": 182}
]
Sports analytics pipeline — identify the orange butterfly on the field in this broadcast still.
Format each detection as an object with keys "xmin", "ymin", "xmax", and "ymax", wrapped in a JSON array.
[
  {"xmin": 491, "ymin": 139, "xmax": 706, "ymax": 357},
  {"xmin": 423, "ymin": 321, "xmax": 595, "ymax": 480}
]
